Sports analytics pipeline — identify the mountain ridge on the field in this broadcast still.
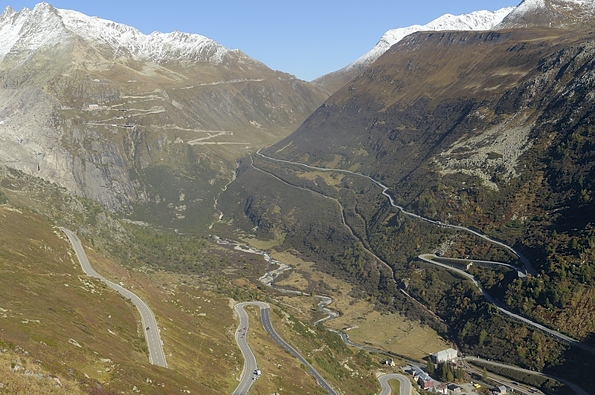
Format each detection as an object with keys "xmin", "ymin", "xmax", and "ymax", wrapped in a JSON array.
[
  {"xmin": 0, "ymin": 2, "xmax": 254, "ymax": 67},
  {"xmin": 219, "ymin": 4, "xmax": 595, "ymax": 388},
  {"xmin": 314, "ymin": 7, "xmax": 515, "ymax": 92},
  {"xmin": 498, "ymin": 0, "xmax": 595, "ymax": 28},
  {"xmin": 0, "ymin": 2, "xmax": 328, "ymax": 219}
]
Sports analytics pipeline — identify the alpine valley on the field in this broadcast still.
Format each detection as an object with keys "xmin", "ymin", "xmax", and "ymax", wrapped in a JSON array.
[{"xmin": 1, "ymin": 1, "xmax": 595, "ymax": 395}]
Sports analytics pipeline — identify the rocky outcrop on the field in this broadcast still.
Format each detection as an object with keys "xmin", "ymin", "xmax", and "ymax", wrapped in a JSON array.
[{"xmin": 0, "ymin": 4, "xmax": 328, "ymax": 217}]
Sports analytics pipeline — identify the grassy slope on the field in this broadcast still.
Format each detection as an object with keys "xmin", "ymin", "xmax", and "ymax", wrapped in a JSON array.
[
  {"xmin": 0, "ymin": 206, "xmax": 142, "ymax": 392},
  {"xmin": 0, "ymin": 206, "xmax": 241, "ymax": 394},
  {"xmin": 0, "ymin": 349, "xmax": 86, "ymax": 395},
  {"xmin": 0, "ymin": 168, "xmax": 426, "ymax": 395},
  {"xmin": 0, "ymin": 201, "xmax": 400, "ymax": 395}
]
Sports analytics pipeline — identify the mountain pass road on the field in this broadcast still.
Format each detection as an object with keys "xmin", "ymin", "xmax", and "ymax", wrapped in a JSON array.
[
  {"xmin": 60, "ymin": 227, "xmax": 168, "ymax": 368},
  {"xmin": 378, "ymin": 374, "xmax": 412, "ymax": 395},
  {"xmin": 233, "ymin": 301, "xmax": 337, "ymax": 395}
]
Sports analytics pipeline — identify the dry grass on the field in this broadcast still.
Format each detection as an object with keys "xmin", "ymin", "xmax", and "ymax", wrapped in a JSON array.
[
  {"xmin": 82, "ymin": 247, "xmax": 249, "ymax": 394},
  {"xmin": 240, "ymin": 233, "xmax": 286, "ymax": 250},
  {"xmin": 295, "ymin": 170, "xmax": 345, "ymax": 187},
  {"xmin": 0, "ymin": 203, "xmax": 447, "ymax": 394},
  {"xmin": 269, "ymin": 250, "xmax": 450, "ymax": 362},
  {"xmin": 333, "ymin": 310, "xmax": 450, "ymax": 361},
  {"xmin": 239, "ymin": 305, "xmax": 327, "ymax": 395},
  {"xmin": 0, "ymin": 350, "xmax": 85, "ymax": 395},
  {"xmin": 0, "ymin": 206, "xmax": 245, "ymax": 394},
  {"xmin": 0, "ymin": 207, "xmax": 146, "ymax": 373}
]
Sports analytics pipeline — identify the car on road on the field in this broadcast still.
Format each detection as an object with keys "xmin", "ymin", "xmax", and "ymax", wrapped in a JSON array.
[{"xmin": 146, "ymin": 327, "xmax": 150, "ymax": 330}]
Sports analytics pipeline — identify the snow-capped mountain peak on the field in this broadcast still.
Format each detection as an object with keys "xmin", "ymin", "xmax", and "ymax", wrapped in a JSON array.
[
  {"xmin": 0, "ymin": 2, "xmax": 237, "ymax": 64},
  {"xmin": 498, "ymin": 0, "xmax": 595, "ymax": 28},
  {"xmin": 0, "ymin": 2, "xmax": 69, "ymax": 61},
  {"xmin": 347, "ymin": 7, "xmax": 515, "ymax": 71}
]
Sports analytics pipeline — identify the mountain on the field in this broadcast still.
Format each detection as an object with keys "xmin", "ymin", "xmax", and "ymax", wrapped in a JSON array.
[
  {"xmin": 498, "ymin": 0, "xmax": 595, "ymax": 28},
  {"xmin": 1, "ymin": 3, "xmax": 237, "ymax": 64},
  {"xmin": 0, "ymin": 2, "xmax": 327, "ymax": 226},
  {"xmin": 220, "ymin": 1, "xmax": 595, "ymax": 389},
  {"xmin": 314, "ymin": 7, "xmax": 514, "ymax": 93}
]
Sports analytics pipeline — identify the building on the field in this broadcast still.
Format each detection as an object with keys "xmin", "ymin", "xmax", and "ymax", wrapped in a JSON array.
[
  {"xmin": 419, "ymin": 376, "xmax": 435, "ymax": 390},
  {"xmin": 432, "ymin": 348, "xmax": 459, "ymax": 363},
  {"xmin": 383, "ymin": 358, "xmax": 395, "ymax": 367},
  {"xmin": 411, "ymin": 367, "xmax": 434, "ymax": 389}
]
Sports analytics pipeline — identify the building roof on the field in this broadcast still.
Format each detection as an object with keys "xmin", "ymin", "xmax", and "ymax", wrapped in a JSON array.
[{"xmin": 433, "ymin": 348, "xmax": 458, "ymax": 361}]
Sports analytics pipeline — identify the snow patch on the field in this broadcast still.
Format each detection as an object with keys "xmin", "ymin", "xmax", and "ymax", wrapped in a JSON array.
[
  {"xmin": 347, "ymin": 7, "xmax": 514, "ymax": 71},
  {"xmin": 0, "ymin": 3, "xmax": 236, "ymax": 64}
]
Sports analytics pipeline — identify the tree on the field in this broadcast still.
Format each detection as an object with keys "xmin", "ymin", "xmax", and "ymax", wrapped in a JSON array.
[
  {"xmin": 455, "ymin": 367, "xmax": 464, "ymax": 381},
  {"xmin": 438, "ymin": 362, "xmax": 454, "ymax": 382},
  {"xmin": 479, "ymin": 329, "xmax": 488, "ymax": 347},
  {"xmin": 426, "ymin": 358, "xmax": 435, "ymax": 375}
]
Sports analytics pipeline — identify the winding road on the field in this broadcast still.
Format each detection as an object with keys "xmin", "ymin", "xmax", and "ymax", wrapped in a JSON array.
[
  {"xmin": 232, "ymin": 301, "xmax": 338, "ymax": 395},
  {"xmin": 253, "ymin": 152, "xmax": 595, "ymax": 351},
  {"xmin": 60, "ymin": 227, "xmax": 168, "ymax": 368},
  {"xmin": 251, "ymin": 151, "xmax": 593, "ymax": 394},
  {"xmin": 464, "ymin": 357, "xmax": 588, "ymax": 395},
  {"xmin": 377, "ymin": 374, "xmax": 411, "ymax": 395},
  {"xmin": 417, "ymin": 255, "xmax": 595, "ymax": 355},
  {"xmin": 255, "ymin": 150, "xmax": 535, "ymax": 276}
]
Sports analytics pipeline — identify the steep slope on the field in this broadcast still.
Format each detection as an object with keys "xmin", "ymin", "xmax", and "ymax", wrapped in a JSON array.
[
  {"xmin": 0, "ymin": 206, "xmax": 206, "ymax": 394},
  {"xmin": 221, "ymin": 7, "xmax": 595, "ymax": 390},
  {"xmin": 314, "ymin": 7, "xmax": 514, "ymax": 93},
  {"xmin": 498, "ymin": 0, "xmax": 595, "ymax": 28},
  {"xmin": 0, "ymin": 3, "xmax": 327, "ymax": 228}
]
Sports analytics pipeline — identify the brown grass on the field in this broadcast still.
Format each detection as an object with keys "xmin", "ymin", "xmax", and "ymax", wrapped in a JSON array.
[
  {"xmin": 0, "ymin": 202, "xmax": 448, "ymax": 394},
  {"xmin": 0, "ymin": 206, "xmax": 242, "ymax": 394},
  {"xmin": 269, "ymin": 250, "xmax": 450, "ymax": 362},
  {"xmin": 295, "ymin": 170, "xmax": 345, "ymax": 187},
  {"xmin": 239, "ymin": 305, "xmax": 327, "ymax": 395},
  {"xmin": 0, "ymin": 350, "xmax": 85, "ymax": 395}
]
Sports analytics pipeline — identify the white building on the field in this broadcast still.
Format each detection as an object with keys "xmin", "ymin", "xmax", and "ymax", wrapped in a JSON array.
[{"xmin": 432, "ymin": 348, "xmax": 458, "ymax": 363}]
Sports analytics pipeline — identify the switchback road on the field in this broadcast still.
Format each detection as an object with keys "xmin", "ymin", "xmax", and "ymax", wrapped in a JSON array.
[
  {"xmin": 232, "ymin": 302, "xmax": 337, "ymax": 395},
  {"xmin": 60, "ymin": 227, "xmax": 168, "ymax": 368},
  {"xmin": 377, "ymin": 373, "xmax": 412, "ymax": 395},
  {"xmin": 255, "ymin": 150, "xmax": 535, "ymax": 276},
  {"xmin": 417, "ymin": 254, "xmax": 595, "ymax": 356},
  {"xmin": 254, "ymin": 152, "xmax": 595, "ymax": 351}
]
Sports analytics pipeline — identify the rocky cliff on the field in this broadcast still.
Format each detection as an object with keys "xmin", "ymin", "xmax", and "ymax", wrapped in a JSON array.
[
  {"xmin": 0, "ymin": 3, "xmax": 327, "ymax": 227},
  {"xmin": 221, "ymin": 3, "xmax": 595, "ymax": 388}
]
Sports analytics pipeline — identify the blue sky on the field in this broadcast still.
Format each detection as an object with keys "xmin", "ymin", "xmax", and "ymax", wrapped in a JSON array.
[{"xmin": 6, "ymin": 1, "xmax": 518, "ymax": 81}]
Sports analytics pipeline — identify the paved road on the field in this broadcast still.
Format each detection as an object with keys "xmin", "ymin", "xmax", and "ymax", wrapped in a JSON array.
[
  {"xmin": 60, "ymin": 228, "xmax": 168, "ymax": 368},
  {"xmin": 465, "ymin": 357, "xmax": 588, "ymax": 395},
  {"xmin": 417, "ymin": 254, "xmax": 595, "ymax": 355},
  {"xmin": 232, "ymin": 302, "xmax": 337, "ymax": 395},
  {"xmin": 377, "ymin": 374, "xmax": 412, "ymax": 395},
  {"xmin": 255, "ymin": 152, "xmax": 595, "ymax": 350},
  {"xmin": 256, "ymin": 150, "xmax": 535, "ymax": 276},
  {"xmin": 423, "ymin": 253, "xmax": 526, "ymax": 278},
  {"xmin": 232, "ymin": 302, "xmax": 259, "ymax": 395}
]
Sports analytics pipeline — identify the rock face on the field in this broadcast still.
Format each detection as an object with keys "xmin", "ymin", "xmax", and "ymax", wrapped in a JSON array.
[
  {"xmin": 222, "ymin": 7, "xmax": 595, "ymax": 385},
  {"xmin": 498, "ymin": 0, "xmax": 595, "ymax": 28},
  {"xmin": 0, "ymin": 3, "xmax": 327, "ymax": 223}
]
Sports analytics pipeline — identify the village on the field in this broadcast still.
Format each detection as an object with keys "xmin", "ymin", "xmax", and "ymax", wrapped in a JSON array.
[{"xmin": 383, "ymin": 348, "xmax": 546, "ymax": 395}]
